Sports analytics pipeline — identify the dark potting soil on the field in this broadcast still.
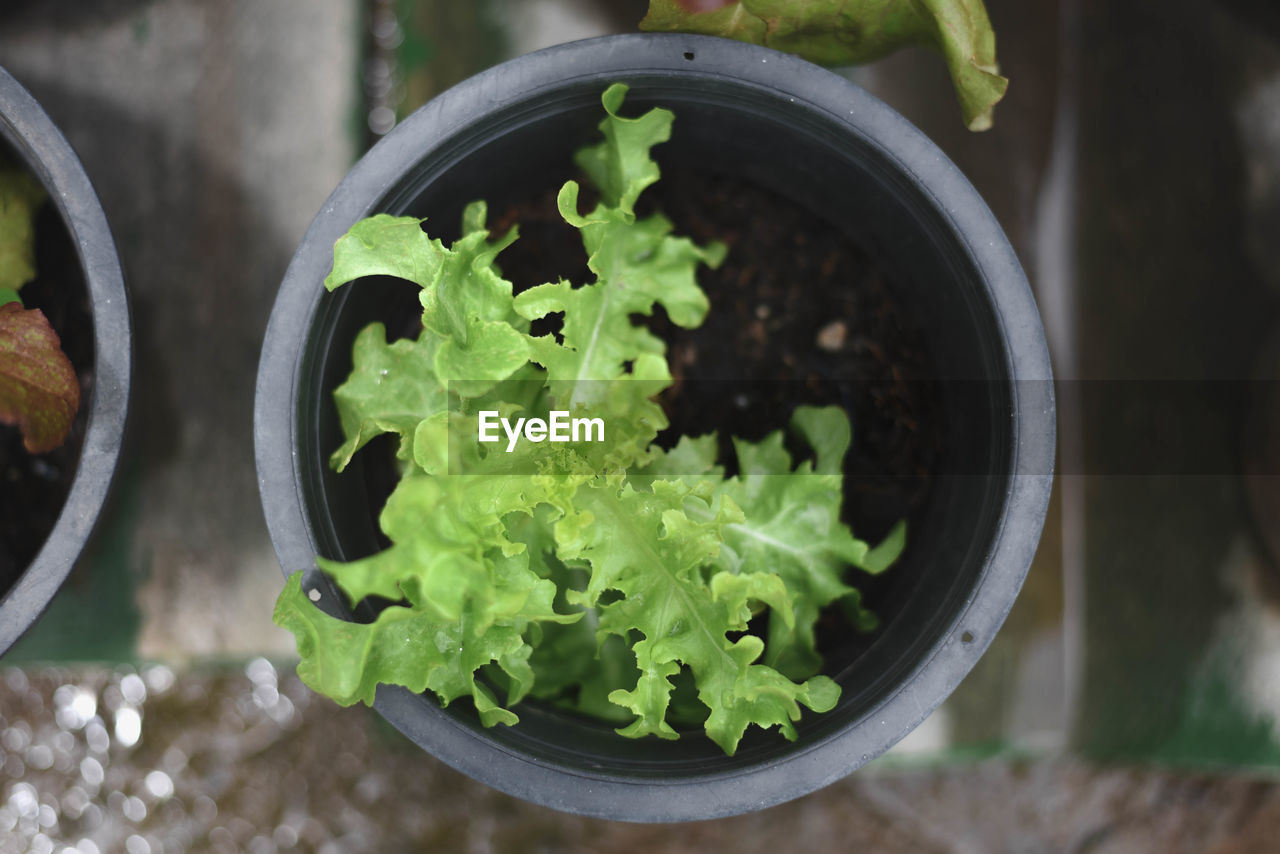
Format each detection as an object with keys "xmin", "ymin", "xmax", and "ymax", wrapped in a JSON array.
[{"xmin": 0, "ymin": 199, "xmax": 95, "ymax": 597}]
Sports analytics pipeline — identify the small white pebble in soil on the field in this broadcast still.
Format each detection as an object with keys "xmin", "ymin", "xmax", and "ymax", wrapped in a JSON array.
[
  {"xmin": 308, "ymin": 588, "xmax": 321, "ymax": 603},
  {"xmin": 816, "ymin": 320, "xmax": 847, "ymax": 352}
]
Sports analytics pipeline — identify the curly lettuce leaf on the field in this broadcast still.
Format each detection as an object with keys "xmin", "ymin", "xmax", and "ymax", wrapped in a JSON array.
[
  {"xmin": 325, "ymin": 206, "xmax": 530, "ymax": 399},
  {"xmin": 640, "ymin": 0, "xmax": 1007, "ymax": 131},
  {"xmin": 557, "ymin": 478, "xmax": 838, "ymax": 753},
  {"xmin": 421, "ymin": 203, "xmax": 531, "ymax": 397},
  {"xmin": 274, "ymin": 570, "xmax": 559, "ymax": 725},
  {"xmin": 573, "ymin": 81, "xmax": 671, "ymax": 215},
  {"xmin": 706, "ymin": 406, "xmax": 892, "ymax": 678},
  {"xmin": 631, "ymin": 407, "xmax": 892, "ymax": 682},
  {"xmin": 514, "ymin": 83, "xmax": 725, "ymax": 413},
  {"xmin": 330, "ymin": 323, "xmax": 444, "ymax": 470}
]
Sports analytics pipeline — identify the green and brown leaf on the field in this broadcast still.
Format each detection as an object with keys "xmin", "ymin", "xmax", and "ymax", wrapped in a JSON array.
[
  {"xmin": 0, "ymin": 302, "xmax": 80, "ymax": 454},
  {"xmin": 641, "ymin": 0, "xmax": 1008, "ymax": 131}
]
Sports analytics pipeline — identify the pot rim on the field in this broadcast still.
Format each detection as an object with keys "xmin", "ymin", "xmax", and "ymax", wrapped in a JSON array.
[
  {"xmin": 255, "ymin": 33, "xmax": 1055, "ymax": 821},
  {"xmin": 0, "ymin": 67, "xmax": 133, "ymax": 655}
]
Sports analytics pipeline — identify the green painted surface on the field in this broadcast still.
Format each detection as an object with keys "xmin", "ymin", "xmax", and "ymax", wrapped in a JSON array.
[
  {"xmin": 396, "ymin": 0, "xmax": 508, "ymax": 117},
  {"xmin": 6, "ymin": 462, "xmax": 142, "ymax": 663},
  {"xmin": 1157, "ymin": 643, "xmax": 1280, "ymax": 769}
]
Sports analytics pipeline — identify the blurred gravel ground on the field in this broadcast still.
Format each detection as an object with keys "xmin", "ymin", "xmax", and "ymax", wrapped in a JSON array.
[{"xmin": 4, "ymin": 666, "xmax": 1280, "ymax": 854}]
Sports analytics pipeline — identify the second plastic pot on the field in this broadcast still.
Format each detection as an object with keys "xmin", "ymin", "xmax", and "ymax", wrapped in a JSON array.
[{"xmin": 0, "ymin": 67, "xmax": 131, "ymax": 656}]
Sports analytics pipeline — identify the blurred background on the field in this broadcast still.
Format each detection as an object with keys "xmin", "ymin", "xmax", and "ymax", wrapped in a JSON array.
[{"xmin": 3, "ymin": 0, "xmax": 1280, "ymax": 850}]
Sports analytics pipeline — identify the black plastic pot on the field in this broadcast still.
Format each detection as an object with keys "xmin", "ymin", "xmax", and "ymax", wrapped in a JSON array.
[
  {"xmin": 255, "ymin": 34, "xmax": 1055, "ymax": 821},
  {"xmin": 0, "ymin": 68, "xmax": 131, "ymax": 654}
]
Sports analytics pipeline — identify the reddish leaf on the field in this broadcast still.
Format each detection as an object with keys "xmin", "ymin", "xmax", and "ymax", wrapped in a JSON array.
[{"xmin": 0, "ymin": 302, "xmax": 80, "ymax": 453}]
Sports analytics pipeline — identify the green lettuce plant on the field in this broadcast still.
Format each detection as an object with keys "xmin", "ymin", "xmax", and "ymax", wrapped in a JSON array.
[
  {"xmin": 0, "ymin": 156, "xmax": 80, "ymax": 454},
  {"xmin": 274, "ymin": 84, "xmax": 905, "ymax": 755}
]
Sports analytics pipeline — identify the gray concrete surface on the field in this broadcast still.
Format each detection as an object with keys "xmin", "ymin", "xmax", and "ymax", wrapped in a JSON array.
[{"xmin": 0, "ymin": 0, "xmax": 358, "ymax": 659}]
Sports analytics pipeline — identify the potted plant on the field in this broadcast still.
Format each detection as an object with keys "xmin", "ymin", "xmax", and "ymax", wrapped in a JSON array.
[
  {"xmin": 255, "ymin": 33, "xmax": 1054, "ymax": 821},
  {"xmin": 0, "ymin": 67, "xmax": 132, "ymax": 655}
]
